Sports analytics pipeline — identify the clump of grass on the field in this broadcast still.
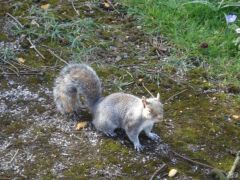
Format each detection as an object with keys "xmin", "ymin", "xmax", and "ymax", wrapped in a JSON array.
[
  {"xmin": 124, "ymin": 0, "xmax": 240, "ymax": 85},
  {"xmin": 0, "ymin": 46, "xmax": 16, "ymax": 64},
  {"xmin": 12, "ymin": 6, "xmax": 99, "ymax": 50}
]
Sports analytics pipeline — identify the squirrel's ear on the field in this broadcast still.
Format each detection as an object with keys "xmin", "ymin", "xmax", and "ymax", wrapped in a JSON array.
[
  {"xmin": 156, "ymin": 93, "xmax": 160, "ymax": 101},
  {"xmin": 142, "ymin": 96, "xmax": 147, "ymax": 108}
]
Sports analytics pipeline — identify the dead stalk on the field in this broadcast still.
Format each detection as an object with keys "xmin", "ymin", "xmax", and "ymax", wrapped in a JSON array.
[
  {"xmin": 71, "ymin": 0, "xmax": 79, "ymax": 15},
  {"xmin": 149, "ymin": 163, "xmax": 166, "ymax": 180}
]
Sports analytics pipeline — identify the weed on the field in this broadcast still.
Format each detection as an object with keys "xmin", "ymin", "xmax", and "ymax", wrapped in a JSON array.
[
  {"xmin": 0, "ymin": 46, "xmax": 16, "ymax": 63},
  {"xmin": 12, "ymin": 6, "xmax": 99, "ymax": 50}
]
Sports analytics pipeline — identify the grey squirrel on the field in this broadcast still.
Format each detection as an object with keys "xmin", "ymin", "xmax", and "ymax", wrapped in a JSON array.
[{"xmin": 53, "ymin": 63, "xmax": 163, "ymax": 151}]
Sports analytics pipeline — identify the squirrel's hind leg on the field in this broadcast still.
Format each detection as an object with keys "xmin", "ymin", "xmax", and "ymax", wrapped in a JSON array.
[{"xmin": 92, "ymin": 114, "xmax": 118, "ymax": 137}]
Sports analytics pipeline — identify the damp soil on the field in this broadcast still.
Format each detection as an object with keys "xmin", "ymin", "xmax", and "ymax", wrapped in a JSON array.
[{"xmin": 0, "ymin": 0, "xmax": 240, "ymax": 179}]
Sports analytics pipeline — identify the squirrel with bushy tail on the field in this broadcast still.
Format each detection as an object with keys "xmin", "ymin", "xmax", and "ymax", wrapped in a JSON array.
[{"xmin": 53, "ymin": 63, "xmax": 163, "ymax": 151}]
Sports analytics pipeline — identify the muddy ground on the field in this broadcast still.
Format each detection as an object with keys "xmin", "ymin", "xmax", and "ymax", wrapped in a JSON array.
[{"xmin": 0, "ymin": 0, "xmax": 240, "ymax": 179}]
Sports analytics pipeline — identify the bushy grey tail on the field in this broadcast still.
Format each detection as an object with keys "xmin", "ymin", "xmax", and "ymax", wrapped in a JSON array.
[{"xmin": 53, "ymin": 63, "xmax": 102, "ymax": 114}]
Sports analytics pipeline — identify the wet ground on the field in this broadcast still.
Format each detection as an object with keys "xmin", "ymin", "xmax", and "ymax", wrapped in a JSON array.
[{"xmin": 0, "ymin": 0, "xmax": 240, "ymax": 179}]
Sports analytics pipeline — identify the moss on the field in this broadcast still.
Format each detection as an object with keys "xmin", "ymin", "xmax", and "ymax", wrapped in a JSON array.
[
  {"xmin": 0, "ymin": 79, "xmax": 9, "ymax": 89},
  {"xmin": 0, "ymin": 33, "xmax": 8, "ymax": 41},
  {"xmin": 0, "ymin": 3, "xmax": 11, "ymax": 16},
  {"xmin": 4, "ymin": 121, "xmax": 27, "ymax": 135},
  {"xmin": 24, "ymin": 157, "xmax": 56, "ymax": 177},
  {"xmin": 187, "ymin": 68, "xmax": 208, "ymax": 80},
  {"xmin": 64, "ymin": 164, "xmax": 90, "ymax": 178},
  {"xmin": 100, "ymin": 139, "xmax": 129, "ymax": 157}
]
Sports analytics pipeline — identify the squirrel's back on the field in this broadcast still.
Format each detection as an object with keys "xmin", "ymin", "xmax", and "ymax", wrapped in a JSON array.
[{"xmin": 53, "ymin": 64, "xmax": 102, "ymax": 114}]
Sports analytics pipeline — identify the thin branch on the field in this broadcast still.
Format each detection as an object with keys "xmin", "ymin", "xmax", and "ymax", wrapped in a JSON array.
[
  {"xmin": 149, "ymin": 163, "xmax": 166, "ymax": 180},
  {"xmin": 27, "ymin": 38, "xmax": 45, "ymax": 59},
  {"xmin": 171, "ymin": 150, "xmax": 215, "ymax": 169},
  {"xmin": 6, "ymin": 13, "xmax": 45, "ymax": 60},
  {"xmin": 71, "ymin": 0, "xmax": 79, "ymax": 15},
  {"xmin": 3, "ymin": 66, "xmax": 19, "ymax": 76},
  {"xmin": 1, "ymin": 72, "xmax": 44, "ymax": 75},
  {"xmin": 3, "ymin": 60, "xmax": 19, "ymax": 76},
  {"xmin": 8, "ymin": 149, "xmax": 19, "ymax": 164},
  {"xmin": 142, "ymin": 83, "xmax": 154, "ymax": 97},
  {"xmin": 6, "ymin": 12, "xmax": 24, "ymax": 28},
  {"xmin": 106, "ymin": 0, "xmax": 120, "ymax": 14},
  {"xmin": 45, "ymin": 48, "xmax": 68, "ymax": 65},
  {"xmin": 227, "ymin": 151, "xmax": 240, "ymax": 179},
  {"xmin": 165, "ymin": 89, "xmax": 188, "ymax": 103}
]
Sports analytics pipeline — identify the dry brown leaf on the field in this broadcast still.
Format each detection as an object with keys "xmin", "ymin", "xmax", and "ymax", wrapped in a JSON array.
[
  {"xmin": 232, "ymin": 115, "xmax": 240, "ymax": 120},
  {"xmin": 17, "ymin": 57, "xmax": 25, "ymax": 64},
  {"xmin": 75, "ymin": 121, "xmax": 88, "ymax": 130},
  {"xmin": 41, "ymin": 4, "xmax": 50, "ymax": 10},
  {"xmin": 168, "ymin": 168, "xmax": 178, "ymax": 177}
]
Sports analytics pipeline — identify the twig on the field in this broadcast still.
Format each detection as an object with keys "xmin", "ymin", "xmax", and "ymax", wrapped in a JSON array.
[
  {"xmin": 6, "ymin": 13, "xmax": 45, "ymax": 60},
  {"xmin": 142, "ymin": 83, "xmax": 154, "ymax": 97},
  {"xmin": 71, "ymin": 0, "xmax": 79, "ymax": 15},
  {"xmin": 8, "ymin": 149, "xmax": 19, "ymax": 164},
  {"xmin": 1, "ymin": 72, "xmax": 43, "ymax": 75},
  {"xmin": 6, "ymin": 12, "xmax": 24, "ymax": 28},
  {"xmin": 171, "ymin": 150, "xmax": 215, "ymax": 169},
  {"xmin": 4, "ymin": 65, "xmax": 19, "ymax": 76},
  {"xmin": 227, "ymin": 151, "xmax": 240, "ymax": 179},
  {"xmin": 121, "ymin": 81, "xmax": 134, "ymax": 87},
  {"xmin": 27, "ymin": 38, "xmax": 45, "ymax": 59},
  {"xmin": 45, "ymin": 48, "xmax": 68, "ymax": 65},
  {"xmin": 149, "ymin": 163, "xmax": 166, "ymax": 180},
  {"xmin": 106, "ymin": 0, "xmax": 120, "ymax": 14},
  {"xmin": 13, "ymin": 61, "xmax": 38, "ymax": 71},
  {"xmin": 165, "ymin": 89, "xmax": 188, "ymax": 103},
  {"xmin": 0, "ymin": 177, "xmax": 11, "ymax": 180}
]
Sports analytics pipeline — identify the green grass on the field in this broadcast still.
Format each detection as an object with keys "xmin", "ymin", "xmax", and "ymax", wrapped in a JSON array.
[
  {"xmin": 0, "ymin": 46, "xmax": 16, "ymax": 63},
  {"xmin": 123, "ymin": 0, "xmax": 240, "ymax": 85}
]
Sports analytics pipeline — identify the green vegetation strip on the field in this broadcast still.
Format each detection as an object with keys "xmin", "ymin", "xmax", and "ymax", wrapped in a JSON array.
[{"xmin": 123, "ymin": 0, "xmax": 240, "ymax": 85}]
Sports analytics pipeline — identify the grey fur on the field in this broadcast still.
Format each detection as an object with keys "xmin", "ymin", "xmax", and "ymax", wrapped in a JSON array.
[
  {"xmin": 53, "ymin": 64, "xmax": 163, "ymax": 151},
  {"xmin": 92, "ymin": 93, "xmax": 163, "ymax": 151},
  {"xmin": 53, "ymin": 64, "xmax": 102, "ymax": 114}
]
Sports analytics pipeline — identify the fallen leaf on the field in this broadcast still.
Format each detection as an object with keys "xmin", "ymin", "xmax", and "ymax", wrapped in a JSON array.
[
  {"xmin": 168, "ymin": 168, "xmax": 178, "ymax": 177},
  {"xmin": 232, "ymin": 115, "xmax": 240, "ymax": 120},
  {"xmin": 41, "ymin": 4, "xmax": 50, "ymax": 10},
  {"xmin": 138, "ymin": 78, "xmax": 143, "ymax": 83},
  {"xmin": 103, "ymin": 2, "xmax": 110, "ymax": 8},
  {"xmin": 75, "ymin": 121, "xmax": 88, "ymax": 130},
  {"xmin": 17, "ymin": 57, "xmax": 25, "ymax": 64}
]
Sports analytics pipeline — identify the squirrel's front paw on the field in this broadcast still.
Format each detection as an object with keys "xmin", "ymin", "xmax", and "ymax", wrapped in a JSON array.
[
  {"xmin": 148, "ymin": 132, "xmax": 160, "ymax": 141},
  {"xmin": 105, "ymin": 131, "xmax": 117, "ymax": 137},
  {"xmin": 134, "ymin": 143, "xmax": 144, "ymax": 152}
]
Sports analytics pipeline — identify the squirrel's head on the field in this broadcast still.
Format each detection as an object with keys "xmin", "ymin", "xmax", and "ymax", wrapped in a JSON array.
[{"xmin": 142, "ymin": 93, "xmax": 163, "ymax": 122}]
